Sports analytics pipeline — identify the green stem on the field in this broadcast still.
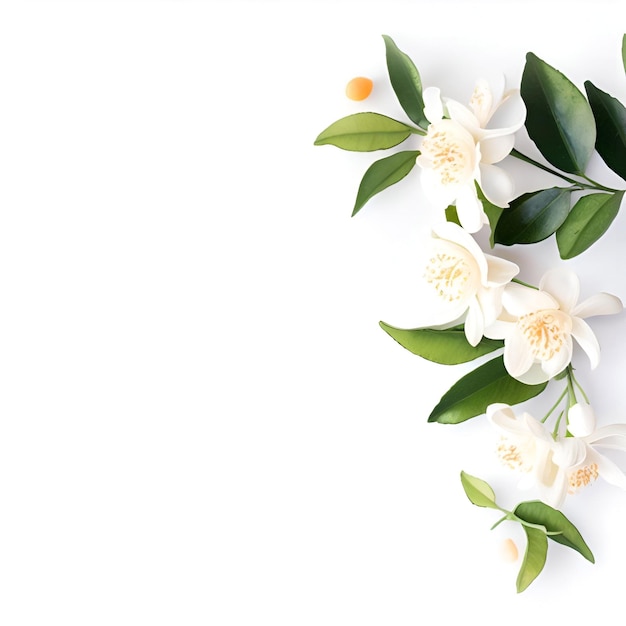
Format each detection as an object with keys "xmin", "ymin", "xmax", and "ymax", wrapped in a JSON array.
[
  {"xmin": 579, "ymin": 173, "xmax": 621, "ymax": 193},
  {"xmin": 510, "ymin": 149, "xmax": 619, "ymax": 192},
  {"xmin": 569, "ymin": 366, "xmax": 590, "ymax": 404},
  {"xmin": 542, "ymin": 387, "xmax": 568, "ymax": 424},
  {"xmin": 512, "ymin": 277, "xmax": 538, "ymax": 289},
  {"xmin": 510, "ymin": 149, "xmax": 584, "ymax": 187}
]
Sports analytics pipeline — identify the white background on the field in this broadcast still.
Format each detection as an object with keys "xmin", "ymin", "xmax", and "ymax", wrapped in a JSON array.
[{"xmin": 2, "ymin": 0, "xmax": 626, "ymax": 623}]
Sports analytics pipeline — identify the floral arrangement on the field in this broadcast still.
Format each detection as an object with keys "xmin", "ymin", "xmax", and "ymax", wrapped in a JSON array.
[{"xmin": 315, "ymin": 35, "xmax": 626, "ymax": 592}]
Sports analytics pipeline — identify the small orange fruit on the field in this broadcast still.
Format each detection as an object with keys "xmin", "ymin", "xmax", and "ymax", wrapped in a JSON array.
[
  {"xmin": 500, "ymin": 538, "xmax": 519, "ymax": 562},
  {"xmin": 346, "ymin": 76, "xmax": 373, "ymax": 101}
]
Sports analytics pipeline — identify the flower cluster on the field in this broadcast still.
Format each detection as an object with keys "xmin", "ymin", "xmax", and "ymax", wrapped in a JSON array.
[{"xmin": 316, "ymin": 34, "xmax": 626, "ymax": 592}]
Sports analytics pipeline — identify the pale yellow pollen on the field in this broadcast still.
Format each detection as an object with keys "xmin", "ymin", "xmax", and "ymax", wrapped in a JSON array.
[
  {"xmin": 424, "ymin": 252, "xmax": 471, "ymax": 302},
  {"xmin": 496, "ymin": 438, "xmax": 529, "ymax": 472},
  {"xmin": 421, "ymin": 123, "xmax": 472, "ymax": 186},
  {"xmin": 568, "ymin": 463, "xmax": 599, "ymax": 494},
  {"xmin": 469, "ymin": 87, "xmax": 486, "ymax": 112},
  {"xmin": 517, "ymin": 311, "xmax": 565, "ymax": 361}
]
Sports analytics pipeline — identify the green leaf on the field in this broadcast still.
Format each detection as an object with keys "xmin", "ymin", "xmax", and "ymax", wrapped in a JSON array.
[
  {"xmin": 427, "ymin": 356, "xmax": 547, "ymax": 424},
  {"xmin": 382, "ymin": 35, "xmax": 428, "ymax": 129},
  {"xmin": 516, "ymin": 526, "xmax": 548, "ymax": 593},
  {"xmin": 379, "ymin": 322, "xmax": 503, "ymax": 365},
  {"xmin": 352, "ymin": 151, "xmax": 419, "ymax": 216},
  {"xmin": 460, "ymin": 471, "xmax": 499, "ymax": 509},
  {"xmin": 622, "ymin": 34, "xmax": 626, "ymax": 74},
  {"xmin": 521, "ymin": 52, "xmax": 596, "ymax": 174},
  {"xmin": 556, "ymin": 191, "xmax": 624, "ymax": 259},
  {"xmin": 585, "ymin": 81, "xmax": 626, "ymax": 181},
  {"xmin": 514, "ymin": 501, "xmax": 594, "ymax": 563},
  {"xmin": 314, "ymin": 113, "xmax": 416, "ymax": 152},
  {"xmin": 444, "ymin": 205, "xmax": 461, "ymax": 226},
  {"xmin": 494, "ymin": 188, "xmax": 572, "ymax": 245}
]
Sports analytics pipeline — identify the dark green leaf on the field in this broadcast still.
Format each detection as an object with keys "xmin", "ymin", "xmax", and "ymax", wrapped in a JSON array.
[
  {"xmin": 444, "ymin": 205, "xmax": 461, "ymax": 226},
  {"xmin": 314, "ymin": 113, "xmax": 416, "ymax": 152},
  {"xmin": 585, "ymin": 81, "xmax": 626, "ymax": 181},
  {"xmin": 352, "ymin": 151, "xmax": 419, "ymax": 216},
  {"xmin": 516, "ymin": 526, "xmax": 548, "ymax": 593},
  {"xmin": 515, "ymin": 501, "xmax": 594, "ymax": 563},
  {"xmin": 379, "ymin": 322, "xmax": 503, "ymax": 365},
  {"xmin": 521, "ymin": 53, "xmax": 595, "ymax": 174},
  {"xmin": 494, "ymin": 188, "xmax": 572, "ymax": 245},
  {"xmin": 556, "ymin": 191, "xmax": 624, "ymax": 259},
  {"xmin": 427, "ymin": 356, "xmax": 547, "ymax": 424},
  {"xmin": 382, "ymin": 35, "xmax": 428, "ymax": 129},
  {"xmin": 460, "ymin": 471, "xmax": 499, "ymax": 509}
]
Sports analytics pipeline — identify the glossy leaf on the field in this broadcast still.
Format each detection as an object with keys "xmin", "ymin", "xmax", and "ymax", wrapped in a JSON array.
[
  {"xmin": 515, "ymin": 501, "xmax": 594, "ymax": 563},
  {"xmin": 556, "ymin": 191, "xmax": 624, "ymax": 259},
  {"xmin": 585, "ymin": 81, "xmax": 626, "ymax": 181},
  {"xmin": 382, "ymin": 35, "xmax": 428, "ymax": 129},
  {"xmin": 427, "ymin": 356, "xmax": 547, "ymax": 424},
  {"xmin": 494, "ymin": 188, "xmax": 571, "ymax": 245},
  {"xmin": 521, "ymin": 53, "xmax": 595, "ymax": 174},
  {"xmin": 352, "ymin": 151, "xmax": 419, "ymax": 216},
  {"xmin": 314, "ymin": 113, "xmax": 416, "ymax": 152},
  {"xmin": 379, "ymin": 323, "xmax": 503, "ymax": 365},
  {"xmin": 460, "ymin": 472, "xmax": 499, "ymax": 509},
  {"xmin": 516, "ymin": 526, "xmax": 547, "ymax": 593}
]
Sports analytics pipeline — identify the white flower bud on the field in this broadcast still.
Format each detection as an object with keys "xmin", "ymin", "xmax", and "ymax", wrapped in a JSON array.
[{"xmin": 568, "ymin": 403, "xmax": 596, "ymax": 437}]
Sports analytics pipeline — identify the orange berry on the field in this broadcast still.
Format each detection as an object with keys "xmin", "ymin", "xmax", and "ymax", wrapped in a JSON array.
[
  {"xmin": 346, "ymin": 76, "xmax": 373, "ymax": 101},
  {"xmin": 500, "ymin": 538, "xmax": 519, "ymax": 563}
]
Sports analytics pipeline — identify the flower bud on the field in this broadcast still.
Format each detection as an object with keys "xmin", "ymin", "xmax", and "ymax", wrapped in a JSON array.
[{"xmin": 568, "ymin": 402, "xmax": 596, "ymax": 437}]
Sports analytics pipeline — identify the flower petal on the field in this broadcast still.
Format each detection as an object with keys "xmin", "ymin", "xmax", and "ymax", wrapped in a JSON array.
[
  {"xmin": 503, "ymin": 327, "xmax": 535, "ymax": 379},
  {"xmin": 514, "ymin": 362, "xmax": 552, "ymax": 385},
  {"xmin": 483, "ymin": 318, "xmax": 515, "ymax": 340},
  {"xmin": 571, "ymin": 317, "xmax": 601, "ymax": 369},
  {"xmin": 587, "ymin": 448, "xmax": 626, "ymax": 490},
  {"xmin": 484, "ymin": 254, "xmax": 519, "ymax": 287},
  {"xmin": 430, "ymin": 221, "xmax": 490, "ymax": 282},
  {"xmin": 540, "ymin": 336, "xmax": 572, "ymax": 379},
  {"xmin": 446, "ymin": 98, "xmax": 481, "ymax": 136},
  {"xmin": 586, "ymin": 424, "xmax": 626, "ymax": 444},
  {"xmin": 539, "ymin": 269, "xmax": 579, "ymax": 312},
  {"xmin": 571, "ymin": 292, "xmax": 623, "ymax": 319},
  {"xmin": 419, "ymin": 166, "xmax": 458, "ymax": 209},
  {"xmin": 464, "ymin": 297, "xmax": 484, "ymax": 346},
  {"xmin": 480, "ymin": 134, "xmax": 515, "ymax": 165},
  {"xmin": 478, "ymin": 164, "xmax": 515, "ymax": 207},
  {"xmin": 502, "ymin": 283, "xmax": 558, "ymax": 317},
  {"xmin": 485, "ymin": 90, "xmax": 526, "ymax": 135},
  {"xmin": 455, "ymin": 182, "xmax": 486, "ymax": 233},
  {"xmin": 423, "ymin": 86, "xmax": 444, "ymax": 123},
  {"xmin": 468, "ymin": 79, "xmax": 495, "ymax": 128}
]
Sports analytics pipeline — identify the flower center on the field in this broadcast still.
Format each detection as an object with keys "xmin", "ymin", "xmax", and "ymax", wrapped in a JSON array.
[
  {"xmin": 497, "ymin": 439, "xmax": 530, "ymax": 472},
  {"xmin": 517, "ymin": 310, "xmax": 569, "ymax": 361},
  {"xmin": 420, "ymin": 119, "xmax": 476, "ymax": 186},
  {"xmin": 568, "ymin": 463, "xmax": 599, "ymax": 494},
  {"xmin": 424, "ymin": 243, "xmax": 478, "ymax": 303}
]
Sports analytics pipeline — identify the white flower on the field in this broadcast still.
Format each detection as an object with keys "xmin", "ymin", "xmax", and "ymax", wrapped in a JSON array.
[
  {"xmin": 416, "ymin": 77, "xmax": 525, "ymax": 233},
  {"xmin": 488, "ymin": 403, "xmax": 626, "ymax": 508},
  {"xmin": 484, "ymin": 268, "xmax": 623, "ymax": 384},
  {"xmin": 565, "ymin": 404, "xmax": 626, "ymax": 497},
  {"xmin": 415, "ymin": 222, "xmax": 518, "ymax": 346},
  {"xmin": 487, "ymin": 403, "xmax": 578, "ymax": 508}
]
